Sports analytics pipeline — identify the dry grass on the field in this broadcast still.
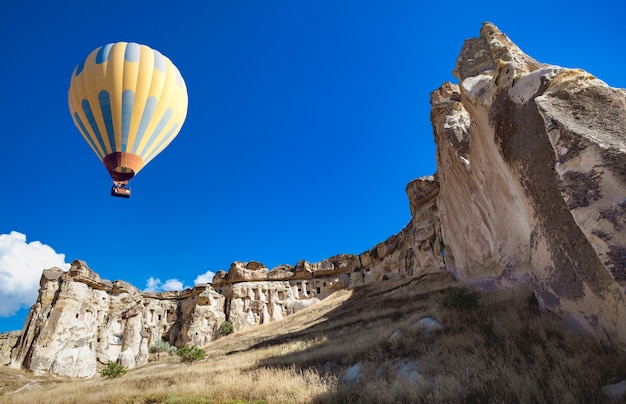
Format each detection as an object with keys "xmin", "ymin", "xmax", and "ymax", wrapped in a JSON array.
[{"xmin": 2, "ymin": 271, "xmax": 626, "ymax": 403}]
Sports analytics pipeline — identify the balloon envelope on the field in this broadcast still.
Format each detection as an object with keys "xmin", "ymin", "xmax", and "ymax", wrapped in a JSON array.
[{"xmin": 68, "ymin": 42, "xmax": 188, "ymax": 185}]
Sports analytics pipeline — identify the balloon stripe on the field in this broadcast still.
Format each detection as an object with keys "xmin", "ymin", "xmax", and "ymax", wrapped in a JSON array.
[
  {"xmin": 134, "ymin": 65, "xmax": 167, "ymax": 154},
  {"xmin": 81, "ymin": 99, "xmax": 108, "ymax": 159},
  {"xmin": 153, "ymin": 50, "xmax": 167, "ymax": 72},
  {"xmin": 131, "ymin": 96, "xmax": 158, "ymax": 154},
  {"xmin": 96, "ymin": 44, "xmax": 113, "ymax": 64},
  {"xmin": 137, "ymin": 108, "xmax": 172, "ymax": 159},
  {"xmin": 143, "ymin": 75, "xmax": 187, "ymax": 164},
  {"xmin": 140, "ymin": 60, "xmax": 178, "ymax": 157},
  {"xmin": 98, "ymin": 91, "xmax": 116, "ymax": 154},
  {"xmin": 127, "ymin": 46, "xmax": 154, "ymax": 156},
  {"xmin": 75, "ymin": 57, "xmax": 86, "ymax": 76},
  {"xmin": 175, "ymin": 67, "xmax": 185, "ymax": 89},
  {"xmin": 74, "ymin": 112, "xmax": 104, "ymax": 160},
  {"xmin": 121, "ymin": 90, "xmax": 134, "ymax": 152},
  {"xmin": 124, "ymin": 43, "xmax": 141, "ymax": 62},
  {"xmin": 108, "ymin": 44, "xmax": 126, "ymax": 151},
  {"xmin": 143, "ymin": 123, "xmax": 179, "ymax": 164}
]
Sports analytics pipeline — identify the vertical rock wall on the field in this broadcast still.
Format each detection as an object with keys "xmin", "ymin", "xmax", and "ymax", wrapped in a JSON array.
[
  {"xmin": 8, "ymin": 261, "xmax": 226, "ymax": 377},
  {"xmin": 432, "ymin": 22, "xmax": 626, "ymax": 347}
]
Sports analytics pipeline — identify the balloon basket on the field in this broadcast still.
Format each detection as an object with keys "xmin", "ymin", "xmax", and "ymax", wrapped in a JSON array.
[{"xmin": 111, "ymin": 186, "xmax": 131, "ymax": 198}]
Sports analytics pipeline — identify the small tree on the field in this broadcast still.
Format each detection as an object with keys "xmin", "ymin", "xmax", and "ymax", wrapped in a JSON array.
[
  {"xmin": 149, "ymin": 340, "xmax": 177, "ymax": 361},
  {"xmin": 219, "ymin": 320, "xmax": 234, "ymax": 336},
  {"xmin": 149, "ymin": 340, "xmax": 177, "ymax": 355},
  {"xmin": 100, "ymin": 361, "xmax": 128, "ymax": 379},
  {"xmin": 176, "ymin": 344, "xmax": 206, "ymax": 363}
]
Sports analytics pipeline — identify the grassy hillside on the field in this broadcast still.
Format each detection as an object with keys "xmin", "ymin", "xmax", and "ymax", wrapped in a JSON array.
[{"xmin": 2, "ymin": 272, "xmax": 625, "ymax": 403}]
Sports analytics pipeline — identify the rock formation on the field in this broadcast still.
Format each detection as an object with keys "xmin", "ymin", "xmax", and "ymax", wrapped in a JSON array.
[
  {"xmin": 0, "ymin": 331, "xmax": 20, "ymax": 365},
  {"xmin": 432, "ymin": 22, "xmax": 626, "ymax": 347},
  {"xmin": 213, "ymin": 205, "xmax": 442, "ymax": 331},
  {"xmin": 7, "ymin": 261, "xmax": 226, "ymax": 377},
  {"xmin": 2, "ymin": 22, "xmax": 625, "ymax": 377}
]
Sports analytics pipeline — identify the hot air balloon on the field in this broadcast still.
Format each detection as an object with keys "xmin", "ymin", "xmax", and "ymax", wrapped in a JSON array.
[{"xmin": 68, "ymin": 42, "xmax": 188, "ymax": 198}]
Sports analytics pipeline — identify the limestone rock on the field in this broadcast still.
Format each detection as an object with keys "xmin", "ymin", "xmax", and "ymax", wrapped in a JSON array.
[
  {"xmin": 227, "ymin": 261, "xmax": 270, "ymax": 283},
  {"xmin": 177, "ymin": 286, "xmax": 226, "ymax": 347},
  {"xmin": 350, "ymin": 185, "xmax": 443, "ymax": 286},
  {"xmin": 117, "ymin": 348, "xmax": 136, "ymax": 370},
  {"xmin": 416, "ymin": 317, "xmax": 443, "ymax": 334},
  {"xmin": 0, "ymin": 331, "xmax": 20, "ymax": 365},
  {"xmin": 601, "ymin": 380, "xmax": 626, "ymax": 400},
  {"xmin": 224, "ymin": 279, "xmax": 326, "ymax": 331},
  {"xmin": 49, "ymin": 345, "xmax": 96, "ymax": 378},
  {"xmin": 339, "ymin": 359, "xmax": 424, "ymax": 385},
  {"xmin": 62, "ymin": 259, "xmax": 113, "ymax": 290},
  {"xmin": 210, "ymin": 220, "xmax": 443, "ymax": 333},
  {"xmin": 339, "ymin": 362, "xmax": 364, "ymax": 385},
  {"xmin": 211, "ymin": 270, "xmax": 228, "ymax": 287},
  {"xmin": 390, "ymin": 358, "xmax": 422, "ymax": 383},
  {"xmin": 267, "ymin": 264, "xmax": 295, "ymax": 280},
  {"xmin": 433, "ymin": 22, "xmax": 626, "ymax": 346},
  {"xmin": 8, "ymin": 260, "xmax": 225, "ymax": 377}
]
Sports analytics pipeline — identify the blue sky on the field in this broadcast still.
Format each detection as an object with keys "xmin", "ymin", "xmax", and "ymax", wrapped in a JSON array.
[{"xmin": 1, "ymin": 1, "xmax": 624, "ymax": 332}]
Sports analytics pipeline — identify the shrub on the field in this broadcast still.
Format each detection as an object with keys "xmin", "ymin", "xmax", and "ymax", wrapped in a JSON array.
[
  {"xmin": 176, "ymin": 345, "xmax": 206, "ymax": 363},
  {"xmin": 219, "ymin": 320, "xmax": 234, "ymax": 336},
  {"xmin": 149, "ymin": 340, "xmax": 177, "ymax": 355},
  {"xmin": 100, "ymin": 361, "xmax": 128, "ymax": 379},
  {"xmin": 438, "ymin": 287, "xmax": 479, "ymax": 310}
]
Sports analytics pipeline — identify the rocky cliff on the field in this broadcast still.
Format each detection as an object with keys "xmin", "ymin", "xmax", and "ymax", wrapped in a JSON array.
[
  {"xmin": 1, "ymin": 22, "xmax": 625, "ymax": 377},
  {"xmin": 6, "ymin": 261, "xmax": 225, "ymax": 377},
  {"xmin": 432, "ymin": 22, "xmax": 626, "ymax": 346}
]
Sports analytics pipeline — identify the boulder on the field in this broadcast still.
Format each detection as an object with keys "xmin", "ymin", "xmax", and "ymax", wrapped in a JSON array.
[
  {"xmin": 416, "ymin": 317, "xmax": 443, "ymax": 334},
  {"xmin": 601, "ymin": 380, "xmax": 626, "ymax": 400},
  {"xmin": 339, "ymin": 362, "xmax": 364, "ymax": 385}
]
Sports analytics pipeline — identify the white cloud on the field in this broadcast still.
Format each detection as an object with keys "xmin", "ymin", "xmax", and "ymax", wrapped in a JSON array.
[
  {"xmin": 144, "ymin": 269, "xmax": 216, "ymax": 293},
  {"xmin": 143, "ymin": 277, "xmax": 186, "ymax": 292},
  {"xmin": 144, "ymin": 276, "xmax": 162, "ymax": 292},
  {"xmin": 162, "ymin": 279, "xmax": 184, "ymax": 291},
  {"xmin": 194, "ymin": 270, "xmax": 215, "ymax": 285},
  {"xmin": 0, "ymin": 231, "xmax": 70, "ymax": 317}
]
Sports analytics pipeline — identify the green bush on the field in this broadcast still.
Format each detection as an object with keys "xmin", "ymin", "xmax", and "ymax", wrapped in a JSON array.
[
  {"xmin": 176, "ymin": 345, "xmax": 206, "ymax": 363},
  {"xmin": 438, "ymin": 287, "xmax": 479, "ymax": 310},
  {"xmin": 100, "ymin": 361, "xmax": 128, "ymax": 379},
  {"xmin": 149, "ymin": 340, "xmax": 177, "ymax": 355},
  {"xmin": 219, "ymin": 320, "xmax": 234, "ymax": 336}
]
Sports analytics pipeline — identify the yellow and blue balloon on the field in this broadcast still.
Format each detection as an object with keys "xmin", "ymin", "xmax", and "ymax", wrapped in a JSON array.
[{"xmin": 68, "ymin": 42, "xmax": 188, "ymax": 197}]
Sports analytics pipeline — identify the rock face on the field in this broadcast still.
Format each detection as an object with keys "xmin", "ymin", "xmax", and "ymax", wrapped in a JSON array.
[
  {"xmin": 433, "ymin": 22, "xmax": 626, "ymax": 346},
  {"xmin": 0, "ymin": 331, "xmax": 21, "ymax": 365},
  {"xmin": 8, "ymin": 261, "xmax": 226, "ymax": 377},
  {"xmin": 212, "ymin": 185, "xmax": 443, "ymax": 331},
  {"xmin": 3, "ymin": 22, "xmax": 626, "ymax": 377}
]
